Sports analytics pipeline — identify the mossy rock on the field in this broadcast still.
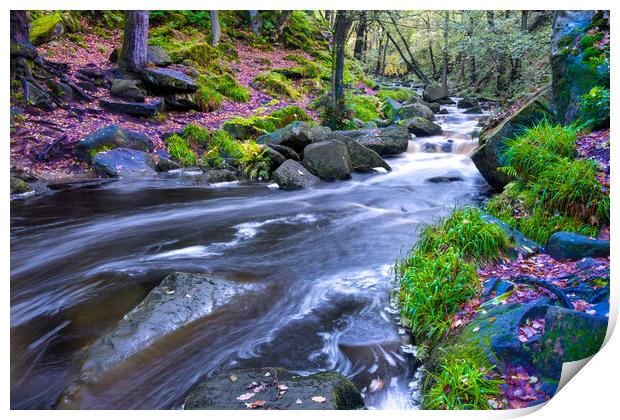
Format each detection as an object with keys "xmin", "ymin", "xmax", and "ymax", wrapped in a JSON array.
[
  {"xmin": 30, "ymin": 14, "xmax": 65, "ymax": 46},
  {"xmin": 184, "ymin": 367, "xmax": 365, "ymax": 410},
  {"xmin": 10, "ymin": 177, "xmax": 32, "ymax": 195},
  {"xmin": 471, "ymin": 88, "xmax": 554, "ymax": 191}
]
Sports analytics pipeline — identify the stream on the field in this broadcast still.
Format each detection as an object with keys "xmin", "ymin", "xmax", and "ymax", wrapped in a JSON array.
[{"xmin": 10, "ymin": 101, "xmax": 491, "ymax": 409}]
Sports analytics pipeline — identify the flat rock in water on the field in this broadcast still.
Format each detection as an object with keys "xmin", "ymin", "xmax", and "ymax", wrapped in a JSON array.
[
  {"xmin": 546, "ymin": 232, "xmax": 610, "ymax": 261},
  {"xmin": 273, "ymin": 159, "xmax": 320, "ymax": 190},
  {"xmin": 400, "ymin": 117, "xmax": 442, "ymax": 137},
  {"xmin": 353, "ymin": 125, "xmax": 410, "ymax": 157},
  {"xmin": 184, "ymin": 367, "xmax": 365, "ymax": 410},
  {"xmin": 78, "ymin": 272, "xmax": 252, "ymax": 382},
  {"xmin": 99, "ymin": 98, "xmax": 163, "ymax": 117},
  {"xmin": 92, "ymin": 148, "xmax": 158, "ymax": 178},
  {"xmin": 141, "ymin": 67, "xmax": 198, "ymax": 93},
  {"xmin": 75, "ymin": 124, "xmax": 154, "ymax": 162}
]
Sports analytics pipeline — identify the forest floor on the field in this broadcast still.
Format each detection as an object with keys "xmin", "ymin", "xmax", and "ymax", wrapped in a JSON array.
[{"xmin": 10, "ymin": 28, "xmax": 326, "ymax": 180}]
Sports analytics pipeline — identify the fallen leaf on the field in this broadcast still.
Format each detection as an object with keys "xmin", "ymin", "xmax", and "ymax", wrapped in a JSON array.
[
  {"xmin": 253, "ymin": 384, "xmax": 266, "ymax": 393},
  {"xmin": 472, "ymin": 326, "xmax": 480, "ymax": 332},
  {"xmin": 236, "ymin": 392, "xmax": 255, "ymax": 401},
  {"xmin": 245, "ymin": 400, "xmax": 266, "ymax": 409},
  {"xmin": 311, "ymin": 396, "xmax": 326, "ymax": 403},
  {"xmin": 296, "ymin": 399, "xmax": 302, "ymax": 405},
  {"xmin": 229, "ymin": 375, "xmax": 238, "ymax": 382}
]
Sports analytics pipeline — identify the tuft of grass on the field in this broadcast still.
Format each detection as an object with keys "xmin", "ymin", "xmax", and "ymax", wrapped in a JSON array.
[
  {"xmin": 211, "ymin": 73, "xmax": 250, "ymax": 103},
  {"xmin": 397, "ymin": 207, "xmax": 510, "ymax": 345},
  {"xmin": 269, "ymin": 105, "xmax": 312, "ymax": 127},
  {"xmin": 498, "ymin": 121, "xmax": 608, "ymax": 225},
  {"xmin": 223, "ymin": 115, "xmax": 279, "ymax": 140},
  {"xmin": 165, "ymin": 134, "xmax": 198, "ymax": 166},
  {"xmin": 203, "ymin": 129, "xmax": 243, "ymax": 167},
  {"xmin": 252, "ymin": 71, "xmax": 301, "ymax": 100},
  {"xmin": 182, "ymin": 123, "xmax": 210, "ymax": 146},
  {"xmin": 423, "ymin": 345, "xmax": 504, "ymax": 410}
]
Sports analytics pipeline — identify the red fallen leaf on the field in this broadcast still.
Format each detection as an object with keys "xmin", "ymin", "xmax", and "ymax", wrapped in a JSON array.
[
  {"xmin": 518, "ymin": 334, "xmax": 528, "ymax": 343},
  {"xmin": 443, "ymin": 384, "xmax": 451, "ymax": 396},
  {"xmin": 245, "ymin": 400, "xmax": 267, "ymax": 409}
]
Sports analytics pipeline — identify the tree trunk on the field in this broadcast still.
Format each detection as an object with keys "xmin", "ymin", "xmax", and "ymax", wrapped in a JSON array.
[
  {"xmin": 386, "ymin": 12, "xmax": 430, "ymax": 84},
  {"xmin": 249, "ymin": 10, "xmax": 262, "ymax": 36},
  {"xmin": 353, "ymin": 11, "xmax": 367, "ymax": 60},
  {"xmin": 10, "ymin": 10, "xmax": 34, "ymax": 54},
  {"xmin": 510, "ymin": 11, "xmax": 529, "ymax": 81},
  {"xmin": 330, "ymin": 11, "xmax": 352, "ymax": 128},
  {"xmin": 120, "ymin": 11, "xmax": 148, "ymax": 72},
  {"xmin": 441, "ymin": 11, "xmax": 449, "ymax": 90},
  {"xmin": 375, "ymin": 32, "xmax": 384, "ymax": 76},
  {"xmin": 325, "ymin": 10, "xmax": 332, "ymax": 25},
  {"xmin": 276, "ymin": 11, "xmax": 293, "ymax": 36},
  {"xmin": 210, "ymin": 11, "xmax": 221, "ymax": 46}
]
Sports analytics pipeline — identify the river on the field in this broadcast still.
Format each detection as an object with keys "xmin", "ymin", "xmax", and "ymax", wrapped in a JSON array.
[{"xmin": 10, "ymin": 101, "xmax": 491, "ymax": 409}]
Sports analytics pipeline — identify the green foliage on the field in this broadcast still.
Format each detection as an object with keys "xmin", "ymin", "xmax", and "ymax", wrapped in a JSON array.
[
  {"xmin": 195, "ymin": 78, "xmax": 223, "ymax": 112},
  {"xmin": 203, "ymin": 129, "xmax": 243, "ymax": 167},
  {"xmin": 376, "ymin": 88, "xmax": 417, "ymax": 102},
  {"xmin": 397, "ymin": 207, "xmax": 510, "ymax": 344},
  {"xmin": 182, "ymin": 123, "xmax": 210, "ymax": 146},
  {"xmin": 499, "ymin": 122, "xmax": 608, "ymax": 224},
  {"xmin": 212, "ymin": 73, "xmax": 250, "ymax": 102},
  {"xmin": 269, "ymin": 105, "xmax": 312, "ymax": 127},
  {"xmin": 165, "ymin": 134, "xmax": 198, "ymax": 166},
  {"xmin": 238, "ymin": 141, "xmax": 271, "ymax": 180},
  {"xmin": 347, "ymin": 95, "xmax": 382, "ymax": 122},
  {"xmin": 223, "ymin": 115, "xmax": 278, "ymax": 139},
  {"xmin": 579, "ymin": 86, "xmax": 610, "ymax": 129},
  {"xmin": 252, "ymin": 72, "xmax": 300, "ymax": 99},
  {"xmin": 578, "ymin": 33, "xmax": 603, "ymax": 50},
  {"xmin": 424, "ymin": 345, "xmax": 504, "ymax": 410}
]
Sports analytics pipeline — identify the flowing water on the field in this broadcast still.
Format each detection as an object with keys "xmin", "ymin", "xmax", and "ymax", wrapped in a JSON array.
[{"xmin": 10, "ymin": 102, "xmax": 491, "ymax": 409}]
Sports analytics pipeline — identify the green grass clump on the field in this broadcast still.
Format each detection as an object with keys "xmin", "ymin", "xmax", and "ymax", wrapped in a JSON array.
[
  {"xmin": 579, "ymin": 86, "xmax": 610, "ymax": 129},
  {"xmin": 424, "ymin": 345, "xmax": 504, "ymax": 410},
  {"xmin": 397, "ymin": 207, "xmax": 510, "ymax": 344},
  {"xmin": 485, "ymin": 182, "xmax": 599, "ymax": 244},
  {"xmin": 195, "ymin": 74, "xmax": 249, "ymax": 110},
  {"xmin": 269, "ymin": 105, "xmax": 312, "ymax": 128},
  {"xmin": 347, "ymin": 95, "xmax": 382, "ymax": 122},
  {"xmin": 252, "ymin": 72, "xmax": 301, "ymax": 100},
  {"xmin": 165, "ymin": 134, "xmax": 198, "ymax": 166},
  {"xmin": 499, "ymin": 121, "xmax": 608, "ymax": 224},
  {"xmin": 203, "ymin": 129, "xmax": 243, "ymax": 167},
  {"xmin": 182, "ymin": 123, "xmax": 210, "ymax": 146},
  {"xmin": 212, "ymin": 73, "xmax": 250, "ymax": 102},
  {"xmin": 376, "ymin": 88, "xmax": 416, "ymax": 102}
]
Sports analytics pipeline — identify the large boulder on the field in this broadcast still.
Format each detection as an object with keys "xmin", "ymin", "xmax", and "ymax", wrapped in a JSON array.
[
  {"xmin": 551, "ymin": 11, "xmax": 603, "ymax": 124},
  {"xmin": 303, "ymin": 140, "xmax": 353, "ymax": 181},
  {"xmin": 457, "ymin": 98, "xmax": 480, "ymax": 109},
  {"xmin": 109, "ymin": 79, "xmax": 145, "ymax": 102},
  {"xmin": 395, "ymin": 102, "xmax": 435, "ymax": 121},
  {"xmin": 256, "ymin": 122, "xmax": 314, "ymax": 154},
  {"xmin": 78, "ymin": 272, "xmax": 252, "ymax": 381},
  {"xmin": 339, "ymin": 137, "xmax": 391, "ymax": 173},
  {"xmin": 30, "ymin": 14, "xmax": 64, "ymax": 45},
  {"xmin": 272, "ymin": 159, "xmax": 321, "ymax": 190},
  {"xmin": 400, "ymin": 117, "xmax": 442, "ymax": 137},
  {"xmin": 99, "ymin": 98, "xmax": 163, "ymax": 118},
  {"xmin": 262, "ymin": 145, "xmax": 286, "ymax": 170},
  {"xmin": 471, "ymin": 88, "xmax": 554, "ymax": 191},
  {"xmin": 141, "ymin": 68, "xmax": 198, "ymax": 93},
  {"xmin": 91, "ymin": 148, "xmax": 158, "ymax": 178},
  {"xmin": 422, "ymin": 84, "xmax": 449, "ymax": 102},
  {"xmin": 267, "ymin": 143, "xmax": 300, "ymax": 161},
  {"xmin": 185, "ymin": 367, "xmax": 365, "ymax": 410},
  {"xmin": 546, "ymin": 232, "xmax": 610, "ymax": 261},
  {"xmin": 146, "ymin": 45, "xmax": 172, "ymax": 67},
  {"xmin": 75, "ymin": 125, "xmax": 154, "ymax": 162},
  {"xmin": 354, "ymin": 125, "xmax": 410, "ymax": 157}
]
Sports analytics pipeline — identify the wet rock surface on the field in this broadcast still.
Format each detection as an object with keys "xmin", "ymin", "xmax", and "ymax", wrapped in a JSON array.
[
  {"xmin": 302, "ymin": 140, "xmax": 353, "ymax": 181},
  {"xmin": 546, "ymin": 232, "xmax": 610, "ymax": 261},
  {"xmin": 92, "ymin": 148, "xmax": 158, "ymax": 178},
  {"xmin": 75, "ymin": 124, "xmax": 154, "ymax": 162},
  {"xmin": 272, "ymin": 159, "xmax": 320, "ymax": 190},
  {"xmin": 184, "ymin": 367, "xmax": 365, "ymax": 410}
]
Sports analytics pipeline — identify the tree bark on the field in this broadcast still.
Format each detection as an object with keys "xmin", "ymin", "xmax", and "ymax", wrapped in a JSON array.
[
  {"xmin": 386, "ymin": 12, "xmax": 430, "ymax": 84},
  {"xmin": 121, "ymin": 11, "xmax": 149, "ymax": 72},
  {"xmin": 210, "ymin": 11, "xmax": 221, "ymax": 46},
  {"xmin": 353, "ymin": 11, "xmax": 367, "ymax": 60},
  {"xmin": 330, "ymin": 11, "xmax": 352, "ymax": 128},
  {"xmin": 10, "ymin": 10, "xmax": 34, "ymax": 54},
  {"xmin": 276, "ymin": 11, "xmax": 293, "ymax": 36},
  {"xmin": 374, "ymin": 29, "xmax": 384, "ymax": 75},
  {"xmin": 249, "ymin": 10, "xmax": 262, "ymax": 36},
  {"xmin": 441, "ymin": 11, "xmax": 449, "ymax": 90}
]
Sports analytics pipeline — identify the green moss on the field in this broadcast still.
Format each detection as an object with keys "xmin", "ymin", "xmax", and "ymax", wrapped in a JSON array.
[
  {"xmin": 30, "ymin": 13, "xmax": 64, "ymax": 45},
  {"xmin": 223, "ymin": 115, "xmax": 278, "ymax": 140},
  {"xmin": 202, "ymin": 129, "xmax": 243, "ymax": 167},
  {"xmin": 252, "ymin": 72, "xmax": 300, "ymax": 100},
  {"xmin": 165, "ymin": 134, "xmax": 198, "ymax": 166},
  {"xmin": 212, "ymin": 73, "xmax": 250, "ymax": 102},
  {"xmin": 269, "ymin": 105, "xmax": 312, "ymax": 127},
  {"xmin": 182, "ymin": 123, "xmax": 210, "ymax": 146},
  {"xmin": 582, "ymin": 46, "xmax": 602, "ymax": 61},
  {"xmin": 376, "ymin": 88, "xmax": 417, "ymax": 102},
  {"xmin": 88, "ymin": 144, "xmax": 114, "ymax": 161},
  {"xmin": 578, "ymin": 33, "xmax": 603, "ymax": 50},
  {"xmin": 347, "ymin": 95, "xmax": 382, "ymax": 122}
]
